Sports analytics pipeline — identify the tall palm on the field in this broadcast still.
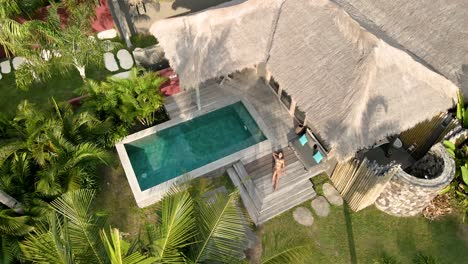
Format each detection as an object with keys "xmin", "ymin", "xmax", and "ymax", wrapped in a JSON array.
[
  {"xmin": 140, "ymin": 187, "xmax": 248, "ymax": 263},
  {"xmin": 142, "ymin": 185, "xmax": 316, "ymax": 264},
  {"xmin": 20, "ymin": 189, "xmax": 155, "ymax": 264}
]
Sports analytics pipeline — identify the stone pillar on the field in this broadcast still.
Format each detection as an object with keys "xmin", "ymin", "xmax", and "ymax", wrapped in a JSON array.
[{"xmin": 375, "ymin": 144, "xmax": 455, "ymax": 216}]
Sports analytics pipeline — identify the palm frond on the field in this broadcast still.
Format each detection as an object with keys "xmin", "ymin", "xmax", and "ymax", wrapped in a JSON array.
[
  {"xmin": 0, "ymin": 141, "xmax": 25, "ymax": 167},
  {"xmin": 50, "ymin": 189, "xmax": 107, "ymax": 264},
  {"xmin": 0, "ymin": 209, "xmax": 33, "ymax": 236},
  {"xmin": 189, "ymin": 190, "xmax": 248, "ymax": 263},
  {"xmin": 260, "ymin": 232, "xmax": 315, "ymax": 264},
  {"xmin": 101, "ymin": 227, "xmax": 156, "ymax": 264},
  {"xmin": 150, "ymin": 189, "xmax": 195, "ymax": 263},
  {"xmin": 20, "ymin": 215, "xmax": 73, "ymax": 264},
  {"xmin": 0, "ymin": 235, "xmax": 22, "ymax": 264}
]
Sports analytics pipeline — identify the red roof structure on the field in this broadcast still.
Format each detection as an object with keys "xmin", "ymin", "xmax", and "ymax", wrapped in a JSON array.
[
  {"xmin": 91, "ymin": 0, "xmax": 115, "ymax": 32},
  {"xmin": 158, "ymin": 68, "xmax": 181, "ymax": 96}
]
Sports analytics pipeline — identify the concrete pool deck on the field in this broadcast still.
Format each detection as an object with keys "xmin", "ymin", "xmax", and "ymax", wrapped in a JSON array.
[{"xmin": 116, "ymin": 69, "xmax": 298, "ymax": 207}]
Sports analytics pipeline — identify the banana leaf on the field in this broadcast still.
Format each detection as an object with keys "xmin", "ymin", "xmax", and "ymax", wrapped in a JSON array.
[
  {"xmin": 443, "ymin": 140, "xmax": 456, "ymax": 151},
  {"xmin": 462, "ymin": 166, "xmax": 468, "ymax": 185}
]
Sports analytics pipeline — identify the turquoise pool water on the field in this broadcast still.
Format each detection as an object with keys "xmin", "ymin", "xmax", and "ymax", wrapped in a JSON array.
[{"xmin": 125, "ymin": 102, "xmax": 266, "ymax": 191}]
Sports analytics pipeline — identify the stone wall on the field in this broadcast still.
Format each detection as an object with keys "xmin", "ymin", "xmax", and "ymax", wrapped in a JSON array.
[{"xmin": 375, "ymin": 143, "xmax": 455, "ymax": 216}]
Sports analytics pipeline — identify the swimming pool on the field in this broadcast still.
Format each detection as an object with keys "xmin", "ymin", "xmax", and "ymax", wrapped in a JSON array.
[{"xmin": 123, "ymin": 101, "xmax": 266, "ymax": 191}]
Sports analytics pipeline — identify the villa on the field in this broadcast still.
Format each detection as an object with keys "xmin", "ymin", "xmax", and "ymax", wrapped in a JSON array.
[{"xmin": 116, "ymin": 0, "xmax": 462, "ymax": 224}]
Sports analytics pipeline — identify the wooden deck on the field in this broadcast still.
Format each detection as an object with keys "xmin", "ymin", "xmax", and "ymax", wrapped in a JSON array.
[
  {"xmin": 165, "ymin": 69, "xmax": 327, "ymax": 224},
  {"xmin": 164, "ymin": 69, "xmax": 296, "ymax": 150}
]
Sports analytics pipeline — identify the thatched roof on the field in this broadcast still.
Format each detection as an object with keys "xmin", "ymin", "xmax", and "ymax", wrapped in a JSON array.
[
  {"xmin": 150, "ymin": 0, "xmax": 458, "ymax": 160},
  {"xmin": 333, "ymin": 0, "xmax": 468, "ymax": 95}
]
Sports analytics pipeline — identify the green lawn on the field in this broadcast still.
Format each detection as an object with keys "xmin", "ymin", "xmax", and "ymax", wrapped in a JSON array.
[
  {"xmin": 0, "ymin": 64, "xmax": 110, "ymax": 115},
  {"xmin": 92, "ymin": 163, "xmax": 468, "ymax": 263},
  {"xmin": 260, "ymin": 201, "xmax": 468, "ymax": 264}
]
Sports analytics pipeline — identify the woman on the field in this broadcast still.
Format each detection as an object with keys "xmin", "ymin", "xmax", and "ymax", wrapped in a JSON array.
[{"xmin": 272, "ymin": 151, "xmax": 286, "ymax": 191}]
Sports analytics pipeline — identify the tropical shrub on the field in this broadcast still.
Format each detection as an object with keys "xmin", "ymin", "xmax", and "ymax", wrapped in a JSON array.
[
  {"xmin": 0, "ymin": 100, "xmax": 110, "ymax": 262},
  {"xmin": 130, "ymin": 34, "xmax": 158, "ymax": 48},
  {"xmin": 81, "ymin": 68, "xmax": 167, "ymax": 146},
  {"xmin": 443, "ymin": 91, "xmax": 468, "ymax": 222}
]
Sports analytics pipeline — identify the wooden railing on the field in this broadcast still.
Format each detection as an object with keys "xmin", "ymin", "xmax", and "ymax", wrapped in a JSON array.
[
  {"xmin": 399, "ymin": 112, "xmax": 458, "ymax": 158},
  {"xmin": 330, "ymin": 158, "xmax": 398, "ymax": 211}
]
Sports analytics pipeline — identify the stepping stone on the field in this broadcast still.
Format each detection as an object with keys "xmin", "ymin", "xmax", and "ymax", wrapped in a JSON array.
[
  {"xmin": 311, "ymin": 196, "xmax": 330, "ymax": 217},
  {"xmin": 323, "ymin": 183, "xmax": 343, "ymax": 206},
  {"xmin": 12, "ymin": 57, "xmax": 25, "ymax": 70},
  {"xmin": 116, "ymin": 49, "xmax": 134, "ymax": 70},
  {"xmin": 292, "ymin": 207, "xmax": 314, "ymax": 226},
  {"xmin": 112, "ymin": 71, "xmax": 131, "ymax": 79},
  {"xmin": 104, "ymin": 52, "xmax": 119, "ymax": 72},
  {"xmin": 0, "ymin": 60, "xmax": 11, "ymax": 74},
  {"xmin": 97, "ymin": 29, "xmax": 118, "ymax": 40}
]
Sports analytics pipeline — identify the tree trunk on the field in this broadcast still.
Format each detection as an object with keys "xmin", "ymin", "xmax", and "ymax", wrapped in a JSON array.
[{"xmin": 0, "ymin": 190, "xmax": 24, "ymax": 214}]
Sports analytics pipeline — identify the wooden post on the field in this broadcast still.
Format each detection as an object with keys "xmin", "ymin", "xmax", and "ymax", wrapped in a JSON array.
[{"xmin": 289, "ymin": 98, "xmax": 296, "ymax": 115}]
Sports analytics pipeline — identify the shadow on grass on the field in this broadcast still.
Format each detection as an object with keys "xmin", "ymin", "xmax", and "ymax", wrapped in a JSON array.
[{"xmin": 343, "ymin": 204, "xmax": 357, "ymax": 264}]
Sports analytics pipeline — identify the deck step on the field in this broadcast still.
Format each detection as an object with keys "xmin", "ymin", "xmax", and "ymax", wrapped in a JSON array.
[
  {"xmin": 257, "ymin": 187, "xmax": 316, "ymax": 224},
  {"xmin": 227, "ymin": 160, "xmax": 316, "ymax": 226}
]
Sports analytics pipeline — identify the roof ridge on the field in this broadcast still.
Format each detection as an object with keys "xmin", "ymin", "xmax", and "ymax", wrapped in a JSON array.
[{"xmin": 264, "ymin": 0, "xmax": 287, "ymax": 65}]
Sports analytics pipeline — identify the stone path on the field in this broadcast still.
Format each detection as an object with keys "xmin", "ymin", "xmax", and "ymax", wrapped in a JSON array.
[
  {"xmin": 0, "ymin": 61, "xmax": 11, "ymax": 74},
  {"xmin": 116, "ymin": 49, "xmax": 134, "ymax": 70},
  {"xmin": 292, "ymin": 182, "xmax": 344, "ymax": 226},
  {"xmin": 292, "ymin": 207, "xmax": 314, "ymax": 226},
  {"xmin": 12, "ymin": 57, "xmax": 25, "ymax": 70},
  {"xmin": 311, "ymin": 196, "xmax": 330, "ymax": 217},
  {"xmin": 323, "ymin": 183, "xmax": 343, "ymax": 206},
  {"xmin": 104, "ymin": 52, "xmax": 119, "ymax": 72}
]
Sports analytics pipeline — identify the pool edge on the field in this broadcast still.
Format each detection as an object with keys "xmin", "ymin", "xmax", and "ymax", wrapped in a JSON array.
[{"xmin": 116, "ymin": 99, "xmax": 275, "ymax": 208}]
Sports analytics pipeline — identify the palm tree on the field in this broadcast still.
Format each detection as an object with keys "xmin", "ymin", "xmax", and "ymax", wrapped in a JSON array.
[
  {"xmin": 141, "ymin": 186, "xmax": 248, "ymax": 263},
  {"xmin": 140, "ymin": 185, "xmax": 315, "ymax": 264},
  {"xmin": 20, "ymin": 189, "xmax": 155, "ymax": 264},
  {"xmin": 1, "ymin": 0, "xmax": 114, "ymax": 89},
  {"xmin": 0, "ymin": 100, "xmax": 109, "ymax": 204}
]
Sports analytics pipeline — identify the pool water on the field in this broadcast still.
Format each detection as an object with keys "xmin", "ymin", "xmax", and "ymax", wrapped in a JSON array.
[{"xmin": 125, "ymin": 102, "xmax": 266, "ymax": 191}]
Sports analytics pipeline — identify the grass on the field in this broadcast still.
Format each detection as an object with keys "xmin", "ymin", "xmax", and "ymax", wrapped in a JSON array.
[
  {"xmin": 0, "ymin": 63, "xmax": 110, "ymax": 115},
  {"xmin": 92, "ymin": 154, "xmax": 159, "ymax": 237},
  {"xmin": 260, "ymin": 199, "xmax": 468, "ymax": 264},
  {"xmin": 92, "ymin": 164, "xmax": 468, "ymax": 262},
  {"xmin": 130, "ymin": 34, "xmax": 158, "ymax": 48}
]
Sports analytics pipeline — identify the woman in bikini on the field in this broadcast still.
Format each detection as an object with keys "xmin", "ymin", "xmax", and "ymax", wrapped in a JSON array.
[{"xmin": 272, "ymin": 151, "xmax": 286, "ymax": 191}]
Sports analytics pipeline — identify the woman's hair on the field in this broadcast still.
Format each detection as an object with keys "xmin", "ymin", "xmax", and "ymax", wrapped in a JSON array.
[{"xmin": 277, "ymin": 150, "xmax": 283, "ymax": 158}]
